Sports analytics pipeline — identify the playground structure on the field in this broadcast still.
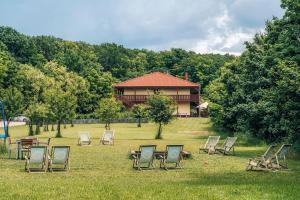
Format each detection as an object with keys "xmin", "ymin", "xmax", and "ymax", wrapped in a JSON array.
[{"xmin": 0, "ymin": 100, "xmax": 8, "ymax": 140}]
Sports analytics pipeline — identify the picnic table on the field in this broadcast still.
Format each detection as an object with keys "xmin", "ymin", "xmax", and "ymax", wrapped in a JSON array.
[
  {"xmin": 130, "ymin": 150, "xmax": 191, "ymax": 159},
  {"xmin": 15, "ymin": 138, "xmax": 39, "ymax": 160}
]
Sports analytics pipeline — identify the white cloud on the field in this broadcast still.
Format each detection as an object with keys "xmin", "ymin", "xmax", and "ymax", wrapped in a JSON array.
[{"xmin": 0, "ymin": 0, "xmax": 284, "ymax": 55}]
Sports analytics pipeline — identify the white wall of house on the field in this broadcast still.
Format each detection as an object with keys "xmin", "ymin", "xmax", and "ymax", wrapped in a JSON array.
[{"xmin": 123, "ymin": 88, "xmax": 190, "ymax": 95}]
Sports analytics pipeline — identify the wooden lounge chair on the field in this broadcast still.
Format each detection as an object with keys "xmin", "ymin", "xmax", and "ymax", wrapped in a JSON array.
[
  {"xmin": 25, "ymin": 146, "xmax": 48, "ymax": 173},
  {"xmin": 100, "ymin": 130, "xmax": 114, "ymax": 145},
  {"xmin": 78, "ymin": 132, "xmax": 91, "ymax": 146},
  {"xmin": 160, "ymin": 145, "xmax": 184, "ymax": 170},
  {"xmin": 246, "ymin": 145, "xmax": 276, "ymax": 171},
  {"xmin": 270, "ymin": 144, "xmax": 292, "ymax": 170},
  {"xmin": 199, "ymin": 136, "xmax": 220, "ymax": 154},
  {"xmin": 216, "ymin": 137, "xmax": 237, "ymax": 155},
  {"xmin": 132, "ymin": 145, "xmax": 156, "ymax": 171},
  {"xmin": 48, "ymin": 146, "xmax": 70, "ymax": 172}
]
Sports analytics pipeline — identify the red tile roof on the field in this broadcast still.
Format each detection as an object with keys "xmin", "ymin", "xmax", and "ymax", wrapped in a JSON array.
[{"xmin": 113, "ymin": 72, "xmax": 199, "ymax": 88}]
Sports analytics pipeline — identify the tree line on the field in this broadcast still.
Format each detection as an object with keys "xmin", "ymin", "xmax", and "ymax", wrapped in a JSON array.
[
  {"xmin": 0, "ymin": 25, "xmax": 233, "ymax": 137},
  {"xmin": 205, "ymin": 0, "xmax": 300, "ymax": 148}
]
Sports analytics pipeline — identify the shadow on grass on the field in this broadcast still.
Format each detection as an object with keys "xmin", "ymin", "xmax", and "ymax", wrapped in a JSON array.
[{"xmin": 181, "ymin": 170, "xmax": 300, "ymax": 187}]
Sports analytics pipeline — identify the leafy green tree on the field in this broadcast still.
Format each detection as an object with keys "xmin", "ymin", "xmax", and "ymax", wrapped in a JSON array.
[
  {"xmin": 25, "ymin": 103, "xmax": 50, "ymax": 135},
  {"xmin": 96, "ymin": 98, "xmax": 121, "ymax": 130},
  {"xmin": 206, "ymin": 0, "xmax": 300, "ymax": 145},
  {"xmin": 0, "ymin": 87, "xmax": 24, "ymax": 136},
  {"xmin": 147, "ymin": 94, "xmax": 175, "ymax": 139},
  {"xmin": 45, "ymin": 88, "xmax": 77, "ymax": 138},
  {"xmin": 132, "ymin": 104, "xmax": 147, "ymax": 127}
]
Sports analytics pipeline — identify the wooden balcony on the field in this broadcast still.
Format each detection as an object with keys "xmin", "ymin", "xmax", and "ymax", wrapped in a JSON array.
[{"xmin": 115, "ymin": 94, "xmax": 199, "ymax": 105}]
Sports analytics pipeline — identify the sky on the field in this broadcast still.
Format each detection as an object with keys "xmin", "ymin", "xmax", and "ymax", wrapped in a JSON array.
[{"xmin": 0, "ymin": 0, "xmax": 284, "ymax": 55}]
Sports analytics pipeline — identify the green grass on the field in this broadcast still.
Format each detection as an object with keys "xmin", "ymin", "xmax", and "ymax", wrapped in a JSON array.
[{"xmin": 0, "ymin": 118, "xmax": 299, "ymax": 200}]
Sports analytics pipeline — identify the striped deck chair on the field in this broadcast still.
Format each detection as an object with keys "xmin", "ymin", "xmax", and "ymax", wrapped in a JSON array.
[
  {"xmin": 199, "ymin": 136, "xmax": 220, "ymax": 154},
  {"xmin": 246, "ymin": 145, "xmax": 276, "ymax": 171},
  {"xmin": 160, "ymin": 145, "xmax": 184, "ymax": 170},
  {"xmin": 100, "ymin": 130, "xmax": 114, "ymax": 145},
  {"xmin": 132, "ymin": 145, "xmax": 156, "ymax": 171},
  {"xmin": 216, "ymin": 137, "xmax": 238, "ymax": 155},
  {"xmin": 270, "ymin": 144, "xmax": 292, "ymax": 170},
  {"xmin": 48, "ymin": 146, "xmax": 70, "ymax": 172},
  {"xmin": 25, "ymin": 146, "xmax": 48, "ymax": 173},
  {"xmin": 78, "ymin": 132, "xmax": 91, "ymax": 146}
]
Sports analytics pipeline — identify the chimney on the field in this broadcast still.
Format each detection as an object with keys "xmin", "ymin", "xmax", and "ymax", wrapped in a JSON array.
[{"xmin": 185, "ymin": 72, "xmax": 188, "ymax": 81}]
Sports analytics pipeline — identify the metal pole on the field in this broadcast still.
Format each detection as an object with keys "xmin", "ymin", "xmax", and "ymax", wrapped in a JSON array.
[{"xmin": 0, "ymin": 100, "xmax": 8, "ymax": 138}]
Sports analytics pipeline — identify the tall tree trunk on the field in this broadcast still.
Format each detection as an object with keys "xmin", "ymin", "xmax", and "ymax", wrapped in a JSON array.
[
  {"xmin": 105, "ymin": 122, "xmax": 108, "ymax": 130},
  {"xmin": 6, "ymin": 120, "xmax": 10, "ymax": 137},
  {"xmin": 28, "ymin": 121, "xmax": 34, "ymax": 136},
  {"xmin": 56, "ymin": 120, "xmax": 62, "ymax": 138},
  {"xmin": 35, "ymin": 122, "xmax": 41, "ymax": 135},
  {"xmin": 155, "ymin": 123, "xmax": 163, "ymax": 139},
  {"xmin": 51, "ymin": 123, "xmax": 55, "ymax": 131},
  {"xmin": 138, "ymin": 118, "xmax": 141, "ymax": 127},
  {"xmin": 71, "ymin": 120, "xmax": 74, "ymax": 127},
  {"xmin": 46, "ymin": 121, "xmax": 49, "ymax": 132},
  {"xmin": 43, "ymin": 120, "xmax": 47, "ymax": 132},
  {"xmin": 64, "ymin": 120, "xmax": 66, "ymax": 129}
]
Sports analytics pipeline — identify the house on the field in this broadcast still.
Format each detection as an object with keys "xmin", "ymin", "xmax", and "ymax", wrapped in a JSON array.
[{"xmin": 113, "ymin": 72, "xmax": 200, "ymax": 117}]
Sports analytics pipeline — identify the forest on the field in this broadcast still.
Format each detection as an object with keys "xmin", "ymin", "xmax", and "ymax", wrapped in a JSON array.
[{"xmin": 0, "ymin": 0, "xmax": 299, "ymax": 147}]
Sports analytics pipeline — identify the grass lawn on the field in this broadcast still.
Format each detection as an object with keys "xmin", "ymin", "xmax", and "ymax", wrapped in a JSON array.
[{"xmin": 0, "ymin": 118, "xmax": 299, "ymax": 200}]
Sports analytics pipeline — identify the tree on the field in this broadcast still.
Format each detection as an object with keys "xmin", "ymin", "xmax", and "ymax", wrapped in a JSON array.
[
  {"xmin": 132, "ymin": 104, "xmax": 147, "ymax": 127},
  {"xmin": 96, "ymin": 98, "xmax": 121, "ymax": 130},
  {"xmin": 25, "ymin": 103, "xmax": 50, "ymax": 136},
  {"xmin": 0, "ymin": 87, "xmax": 24, "ymax": 136},
  {"xmin": 147, "ymin": 94, "xmax": 175, "ymax": 139},
  {"xmin": 206, "ymin": 0, "xmax": 300, "ymax": 145},
  {"xmin": 45, "ymin": 88, "xmax": 77, "ymax": 138}
]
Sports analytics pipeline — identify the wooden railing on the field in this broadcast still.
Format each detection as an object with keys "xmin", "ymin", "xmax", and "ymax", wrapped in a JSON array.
[{"xmin": 115, "ymin": 94, "xmax": 199, "ymax": 104}]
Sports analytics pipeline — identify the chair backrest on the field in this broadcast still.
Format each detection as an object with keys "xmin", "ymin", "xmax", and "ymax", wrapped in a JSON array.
[
  {"xmin": 262, "ymin": 145, "xmax": 276, "ymax": 160},
  {"xmin": 51, "ymin": 146, "xmax": 70, "ymax": 164},
  {"xmin": 79, "ymin": 132, "xmax": 90, "ymax": 142},
  {"xmin": 275, "ymin": 144, "xmax": 292, "ymax": 160},
  {"xmin": 224, "ymin": 137, "xmax": 237, "ymax": 151},
  {"xmin": 139, "ymin": 145, "xmax": 156, "ymax": 163},
  {"xmin": 20, "ymin": 139, "xmax": 34, "ymax": 147},
  {"xmin": 103, "ymin": 130, "xmax": 114, "ymax": 141},
  {"xmin": 29, "ymin": 146, "xmax": 47, "ymax": 164},
  {"xmin": 166, "ymin": 145, "xmax": 183, "ymax": 163},
  {"xmin": 205, "ymin": 136, "xmax": 220, "ymax": 148}
]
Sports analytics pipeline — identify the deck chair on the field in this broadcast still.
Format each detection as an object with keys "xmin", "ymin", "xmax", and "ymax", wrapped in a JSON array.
[
  {"xmin": 78, "ymin": 132, "xmax": 91, "ymax": 146},
  {"xmin": 246, "ymin": 145, "xmax": 276, "ymax": 171},
  {"xmin": 216, "ymin": 137, "xmax": 237, "ymax": 155},
  {"xmin": 48, "ymin": 146, "xmax": 70, "ymax": 172},
  {"xmin": 270, "ymin": 144, "xmax": 292, "ymax": 170},
  {"xmin": 132, "ymin": 145, "xmax": 156, "ymax": 171},
  {"xmin": 25, "ymin": 146, "xmax": 48, "ymax": 173},
  {"xmin": 160, "ymin": 145, "xmax": 184, "ymax": 170},
  {"xmin": 100, "ymin": 130, "xmax": 114, "ymax": 145},
  {"xmin": 199, "ymin": 136, "xmax": 220, "ymax": 154}
]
